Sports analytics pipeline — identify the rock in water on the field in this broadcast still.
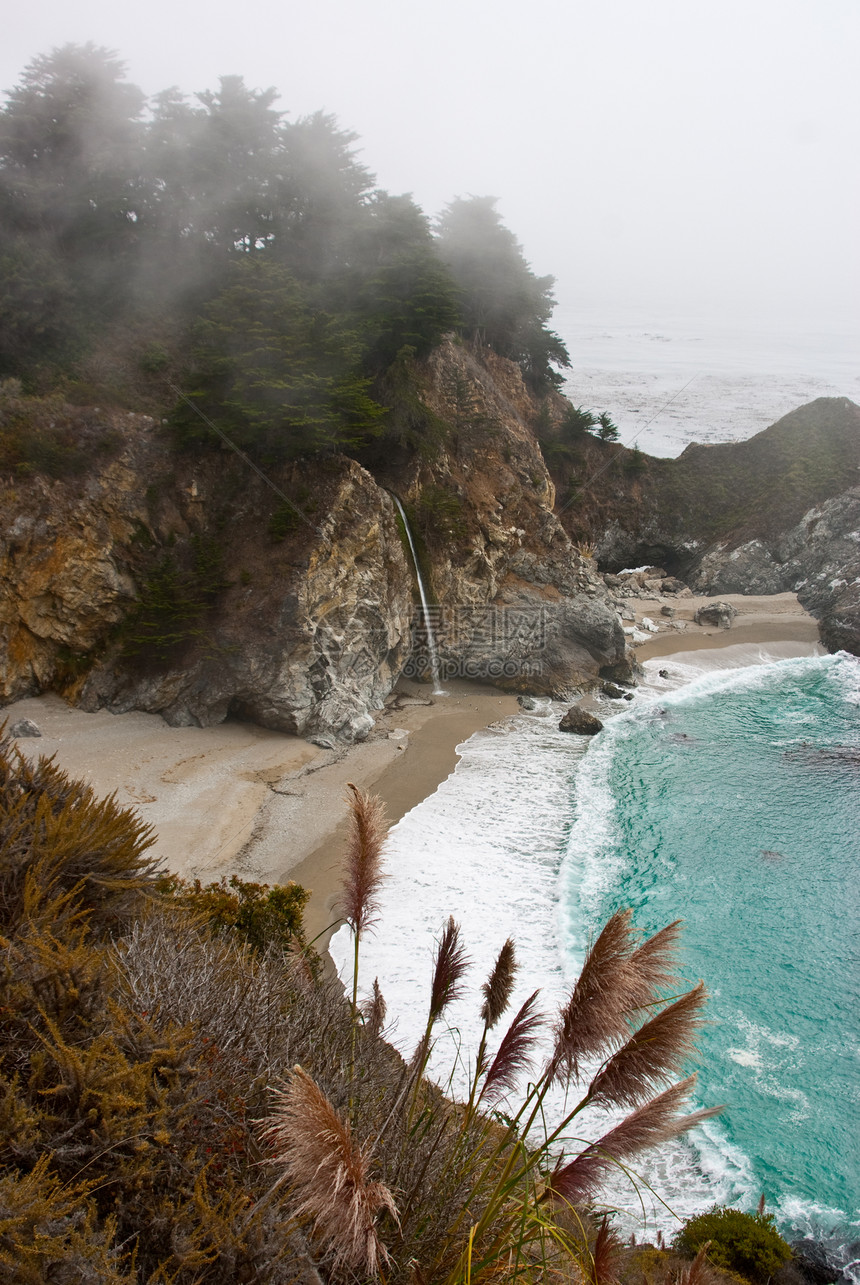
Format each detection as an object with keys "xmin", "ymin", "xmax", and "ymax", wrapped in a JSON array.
[
  {"xmin": 790, "ymin": 1239, "xmax": 846, "ymax": 1285},
  {"xmin": 9, "ymin": 718, "xmax": 41, "ymax": 738},
  {"xmin": 558, "ymin": 707, "xmax": 603, "ymax": 735},
  {"xmin": 601, "ymin": 682, "xmax": 627, "ymax": 699},
  {"xmin": 694, "ymin": 601, "xmax": 737, "ymax": 628}
]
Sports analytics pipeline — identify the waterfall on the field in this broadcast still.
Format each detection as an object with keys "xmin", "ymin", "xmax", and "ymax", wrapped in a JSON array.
[{"xmin": 391, "ymin": 495, "xmax": 445, "ymax": 695}]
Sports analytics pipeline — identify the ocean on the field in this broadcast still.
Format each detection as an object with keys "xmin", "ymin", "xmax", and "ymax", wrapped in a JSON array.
[
  {"xmin": 553, "ymin": 308, "xmax": 860, "ymax": 457},
  {"xmin": 331, "ymin": 645, "xmax": 860, "ymax": 1270}
]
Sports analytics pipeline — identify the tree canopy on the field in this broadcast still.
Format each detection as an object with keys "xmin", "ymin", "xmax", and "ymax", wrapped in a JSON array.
[
  {"xmin": 0, "ymin": 45, "xmax": 572, "ymax": 456},
  {"xmin": 175, "ymin": 258, "xmax": 387, "ymax": 460},
  {"xmin": 435, "ymin": 196, "xmax": 571, "ymax": 392}
]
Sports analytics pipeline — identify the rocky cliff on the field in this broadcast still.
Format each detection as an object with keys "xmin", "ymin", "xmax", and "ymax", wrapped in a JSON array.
[
  {"xmin": 1, "ymin": 418, "xmax": 415, "ymax": 742},
  {"xmin": 1, "ymin": 342, "xmax": 632, "ymax": 740},
  {"xmin": 375, "ymin": 340, "xmax": 630, "ymax": 692},
  {"xmin": 544, "ymin": 397, "xmax": 860, "ymax": 656}
]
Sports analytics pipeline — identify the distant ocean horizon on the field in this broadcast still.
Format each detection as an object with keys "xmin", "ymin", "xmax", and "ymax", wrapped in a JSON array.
[{"xmin": 553, "ymin": 307, "xmax": 860, "ymax": 457}]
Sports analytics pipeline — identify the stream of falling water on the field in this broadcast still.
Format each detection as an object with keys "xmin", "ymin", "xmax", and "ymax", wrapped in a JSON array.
[{"xmin": 391, "ymin": 494, "xmax": 445, "ymax": 695}]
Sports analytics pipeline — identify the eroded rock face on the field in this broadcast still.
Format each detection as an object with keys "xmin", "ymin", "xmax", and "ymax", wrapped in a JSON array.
[
  {"xmin": 1, "ymin": 423, "xmax": 150, "ymax": 703},
  {"xmin": 692, "ymin": 489, "xmax": 860, "ymax": 653},
  {"xmin": 1, "ymin": 341, "xmax": 636, "ymax": 737},
  {"xmin": 2, "ymin": 415, "xmax": 413, "ymax": 742},
  {"xmin": 81, "ymin": 458, "xmax": 413, "ymax": 742},
  {"xmin": 382, "ymin": 340, "xmax": 632, "ymax": 695},
  {"xmin": 585, "ymin": 399, "xmax": 860, "ymax": 657}
]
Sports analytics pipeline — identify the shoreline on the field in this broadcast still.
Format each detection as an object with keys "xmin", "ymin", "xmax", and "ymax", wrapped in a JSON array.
[
  {"xmin": 625, "ymin": 591, "xmax": 821, "ymax": 662},
  {"xmin": 2, "ymin": 680, "xmax": 518, "ymax": 949},
  {"xmin": 2, "ymin": 591, "xmax": 819, "ymax": 949}
]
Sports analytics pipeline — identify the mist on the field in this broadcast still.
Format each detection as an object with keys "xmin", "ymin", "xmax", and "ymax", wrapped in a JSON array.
[{"xmin": 2, "ymin": 0, "xmax": 857, "ymax": 337}]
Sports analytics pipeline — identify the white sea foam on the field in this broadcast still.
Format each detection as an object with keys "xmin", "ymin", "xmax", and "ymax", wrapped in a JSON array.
[
  {"xmin": 727, "ymin": 1048, "xmax": 764, "ymax": 1071},
  {"xmin": 330, "ymin": 705, "xmax": 580, "ymax": 1093}
]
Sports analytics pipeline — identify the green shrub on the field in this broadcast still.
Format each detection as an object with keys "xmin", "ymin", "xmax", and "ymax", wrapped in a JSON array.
[
  {"xmin": 416, "ymin": 483, "xmax": 466, "ymax": 540},
  {"xmin": 0, "ymin": 386, "xmax": 120, "ymax": 478},
  {"xmin": 0, "ymin": 738, "xmax": 161, "ymax": 936},
  {"xmin": 165, "ymin": 873, "xmax": 309, "ymax": 953},
  {"xmin": 0, "ymin": 1157, "xmax": 132, "ymax": 1284},
  {"xmin": 673, "ymin": 1206, "xmax": 792, "ymax": 1283},
  {"xmin": 625, "ymin": 444, "xmax": 647, "ymax": 475},
  {"xmin": 138, "ymin": 342, "xmax": 169, "ymax": 374}
]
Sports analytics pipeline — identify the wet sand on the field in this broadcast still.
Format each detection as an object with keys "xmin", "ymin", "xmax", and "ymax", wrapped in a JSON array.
[{"xmin": 626, "ymin": 591, "xmax": 820, "ymax": 661}]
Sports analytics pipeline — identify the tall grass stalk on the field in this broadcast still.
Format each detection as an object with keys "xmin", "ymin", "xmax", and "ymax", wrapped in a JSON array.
[
  {"xmin": 258, "ymin": 794, "xmax": 722, "ymax": 1283},
  {"xmin": 341, "ymin": 784, "xmax": 388, "ymax": 1096},
  {"xmin": 424, "ymin": 912, "xmax": 721, "ymax": 1284}
]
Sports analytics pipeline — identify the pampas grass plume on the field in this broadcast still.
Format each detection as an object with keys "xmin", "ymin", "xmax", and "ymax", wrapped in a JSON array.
[
  {"xmin": 341, "ymin": 784, "xmax": 388, "ymax": 935},
  {"xmin": 591, "ymin": 1216, "xmax": 624, "ymax": 1285},
  {"xmin": 624, "ymin": 919, "xmax": 684, "ymax": 1009},
  {"xmin": 547, "ymin": 1075, "xmax": 722, "ymax": 1204},
  {"xmin": 479, "ymin": 990, "xmax": 544, "ymax": 1105},
  {"xmin": 677, "ymin": 1241, "xmax": 715, "ymax": 1285},
  {"xmin": 480, "ymin": 937, "xmax": 517, "ymax": 1029},
  {"xmin": 361, "ymin": 977, "xmax": 387, "ymax": 1038},
  {"xmin": 547, "ymin": 909, "xmax": 636, "ymax": 1084},
  {"xmin": 429, "ymin": 916, "xmax": 470, "ymax": 1024},
  {"xmin": 588, "ymin": 981, "xmax": 707, "ymax": 1109},
  {"xmin": 261, "ymin": 1066, "xmax": 397, "ymax": 1274}
]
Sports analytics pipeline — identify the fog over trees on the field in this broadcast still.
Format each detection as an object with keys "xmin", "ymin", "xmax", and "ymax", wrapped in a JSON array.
[{"xmin": 0, "ymin": 44, "xmax": 572, "ymax": 460}]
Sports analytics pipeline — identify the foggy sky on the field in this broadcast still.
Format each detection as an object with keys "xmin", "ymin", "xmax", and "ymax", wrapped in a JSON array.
[{"xmin": 3, "ymin": 0, "xmax": 858, "ymax": 330}]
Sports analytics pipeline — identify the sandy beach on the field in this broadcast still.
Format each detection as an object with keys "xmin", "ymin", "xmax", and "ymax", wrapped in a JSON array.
[
  {"xmin": 2, "ymin": 680, "xmax": 518, "ymax": 949},
  {"xmin": 626, "ymin": 590, "xmax": 821, "ymax": 660},
  {"xmin": 2, "ymin": 590, "xmax": 819, "ymax": 948}
]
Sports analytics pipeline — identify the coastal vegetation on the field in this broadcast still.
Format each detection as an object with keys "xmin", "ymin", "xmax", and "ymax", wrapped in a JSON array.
[
  {"xmin": 673, "ymin": 1207, "xmax": 793, "ymax": 1284},
  {"xmin": 1, "ymin": 729, "xmax": 805, "ymax": 1284},
  {"xmin": 0, "ymin": 41, "xmax": 855, "ymax": 1280}
]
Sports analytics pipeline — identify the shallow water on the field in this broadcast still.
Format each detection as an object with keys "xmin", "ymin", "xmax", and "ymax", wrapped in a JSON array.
[{"xmin": 564, "ymin": 651, "xmax": 860, "ymax": 1259}]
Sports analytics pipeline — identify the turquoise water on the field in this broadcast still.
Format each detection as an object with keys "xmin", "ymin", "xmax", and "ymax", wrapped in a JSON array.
[{"xmin": 564, "ymin": 653, "xmax": 860, "ymax": 1251}]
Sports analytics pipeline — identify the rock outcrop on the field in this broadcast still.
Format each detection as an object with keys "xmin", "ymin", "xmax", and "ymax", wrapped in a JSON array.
[
  {"xmin": 378, "ymin": 340, "xmax": 631, "ymax": 694},
  {"xmin": 1, "ymin": 341, "xmax": 635, "ymax": 739},
  {"xmin": 568, "ymin": 397, "xmax": 860, "ymax": 656},
  {"xmin": 691, "ymin": 488, "xmax": 860, "ymax": 653},
  {"xmin": 693, "ymin": 601, "xmax": 737, "ymax": 629},
  {"xmin": 1, "ymin": 414, "xmax": 413, "ymax": 742},
  {"xmin": 558, "ymin": 707, "xmax": 603, "ymax": 735}
]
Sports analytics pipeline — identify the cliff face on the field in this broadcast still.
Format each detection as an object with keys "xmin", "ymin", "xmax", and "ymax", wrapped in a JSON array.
[
  {"xmin": 691, "ymin": 485, "xmax": 860, "ymax": 654},
  {"xmin": 552, "ymin": 397, "xmax": 860, "ymax": 656},
  {"xmin": 1, "ymin": 416, "xmax": 414, "ymax": 742},
  {"xmin": 376, "ymin": 340, "xmax": 630, "ymax": 692},
  {"xmin": 1, "ymin": 342, "xmax": 632, "ymax": 740}
]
